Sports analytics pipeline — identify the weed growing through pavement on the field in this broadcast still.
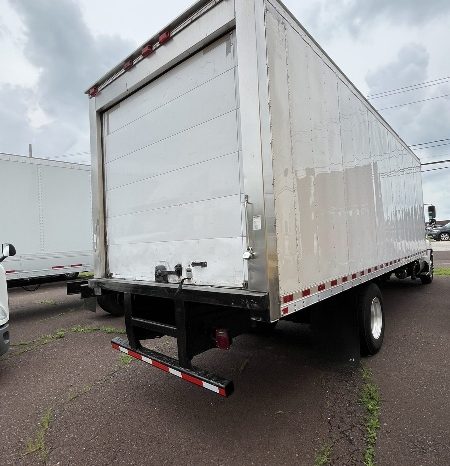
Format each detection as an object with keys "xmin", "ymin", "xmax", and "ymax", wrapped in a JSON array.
[
  {"xmin": 25, "ymin": 408, "xmax": 53, "ymax": 461},
  {"xmin": 119, "ymin": 354, "xmax": 134, "ymax": 366},
  {"xmin": 314, "ymin": 442, "xmax": 332, "ymax": 466},
  {"xmin": 37, "ymin": 299, "xmax": 57, "ymax": 305},
  {"xmin": 8, "ymin": 325, "xmax": 125, "ymax": 357},
  {"xmin": 361, "ymin": 366, "xmax": 381, "ymax": 466},
  {"xmin": 434, "ymin": 267, "xmax": 450, "ymax": 276}
]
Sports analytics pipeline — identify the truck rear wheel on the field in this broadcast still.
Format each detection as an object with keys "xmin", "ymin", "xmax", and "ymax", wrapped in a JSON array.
[
  {"xmin": 97, "ymin": 293, "xmax": 124, "ymax": 316},
  {"xmin": 357, "ymin": 283, "xmax": 384, "ymax": 356}
]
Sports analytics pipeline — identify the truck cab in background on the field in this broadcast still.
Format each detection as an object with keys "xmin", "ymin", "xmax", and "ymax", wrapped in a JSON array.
[{"xmin": 0, "ymin": 243, "xmax": 16, "ymax": 356}]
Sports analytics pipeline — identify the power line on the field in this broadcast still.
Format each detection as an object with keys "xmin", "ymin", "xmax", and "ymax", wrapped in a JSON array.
[
  {"xmin": 368, "ymin": 76, "xmax": 450, "ymax": 100},
  {"xmin": 421, "ymin": 165, "xmax": 450, "ymax": 173},
  {"xmin": 412, "ymin": 142, "xmax": 450, "ymax": 150},
  {"xmin": 367, "ymin": 80, "xmax": 449, "ymax": 100},
  {"xmin": 410, "ymin": 138, "xmax": 450, "ymax": 147},
  {"xmin": 421, "ymin": 159, "xmax": 450, "ymax": 166},
  {"xmin": 378, "ymin": 93, "xmax": 450, "ymax": 111}
]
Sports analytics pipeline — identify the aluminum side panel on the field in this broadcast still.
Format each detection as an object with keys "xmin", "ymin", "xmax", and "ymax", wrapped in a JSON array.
[{"xmin": 266, "ymin": 2, "xmax": 426, "ymax": 302}]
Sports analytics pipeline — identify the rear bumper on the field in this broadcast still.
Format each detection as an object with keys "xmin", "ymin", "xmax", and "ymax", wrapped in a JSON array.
[
  {"xmin": 112, "ymin": 337, "xmax": 234, "ymax": 396},
  {"xmin": 0, "ymin": 322, "xmax": 10, "ymax": 356}
]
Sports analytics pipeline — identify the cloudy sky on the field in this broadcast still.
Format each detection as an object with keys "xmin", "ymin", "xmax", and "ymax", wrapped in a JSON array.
[{"xmin": 0, "ymin": 0, "xmax": 449, "ymax": 218}]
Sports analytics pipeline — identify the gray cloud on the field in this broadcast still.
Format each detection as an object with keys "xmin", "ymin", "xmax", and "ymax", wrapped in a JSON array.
[
  {"xmin": 304, "ymin": 0, "xmax": 450, "ymax": 38},
  {"xmin": 365, "ymin": 43, "xmax": 450, "ymax": 219},
  {"xmin": 342, "ymin": 0, "xmax": 450, "ymax": 35},
  {"xmin": 0, "ymin": 0, "xmax": 134, "ymax": 160}
]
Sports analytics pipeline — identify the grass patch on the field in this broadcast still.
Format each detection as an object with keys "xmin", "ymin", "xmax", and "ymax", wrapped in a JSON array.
[
  {"xmin": 9, "ymin": 326, "xmax": 125, "ymax": 357},
  {"xmin": 314, "ymin": 443, "xmax": 332, "ymax": 466},
  {"xmin": 361, "ymin": 366, "xmax": 381, "ymax": 466},
  {"xmin": 37, "ymin": 299, "xmax": 57, "ymax": 305},
  {"xmin": 25, "ymin": 408, "xmax": 53, "ymax": 460},
  {"xmin": 78, "ymin": 272, "xmax": 94, "ymax": 279},
  {"xmin": 119, "ymin": 354, "xmax": 134, "ymax": 366},
  {"xmin": 434, "ymin": 267, "xmax": 450, "ymax": 276}
]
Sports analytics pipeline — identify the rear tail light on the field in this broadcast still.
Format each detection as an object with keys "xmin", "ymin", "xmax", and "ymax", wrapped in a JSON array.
[{"xmin": 215, "ymin": 329, "xmax": 231, "ymax": 350}]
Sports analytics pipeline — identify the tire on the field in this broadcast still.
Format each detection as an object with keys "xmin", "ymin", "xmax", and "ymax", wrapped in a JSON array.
[
  {"xmin": 420, "ymin": 255, "xmax": 434, "ymax": 285},
  {"xmin": 97, "ymin": 293, "xmax": 124, "ymax": 316},
  {"xmin": 439, "ymin": 232, "xmax": 450, "ymax": 241},
  {"xmin": 357, "ymin": 283, "xmax": 384, "ymax": 356},
  {"xmin": 65, "ymin": 272, "xmax": 79, "ymax": 279}
]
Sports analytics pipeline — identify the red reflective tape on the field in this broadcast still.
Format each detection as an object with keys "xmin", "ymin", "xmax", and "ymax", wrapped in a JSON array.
[
  {"xmin": 368, "ymin": 268, "xmax": 372, "ymax": 273},
  {"xmin": 71, "ymin": 263, "xmax": 82, "ymax": 267},
  {"xmin": 52, "ymin": 265, "xmax": 65, "ymax": 269},
  {"xmin": 111, "ymin": 342, "xmax": 120, "ymax": 350},
  {"xmin": 374, "ymin": 266, "xmax": 378, "ymax": 271},
  {"xmin": 352, "ymin": 273, "xmax": 357, "ymax": 279},
  {"xmin": 360, "ymin": 271, "xmax": 365, "ymax": 276},
  {"xmin": 159, "ymin": 31, "xmax": 171, "ymax": 44},
  {"xmin": 283, "ymin": 294, "xmax": 293, "ymax": 303},
  {"xmin": 342, "ymin": 276, "xmax": 348, "ymax": 282},
  {"xmin": 218, "ymin": 388, "xmax": 226, "ymax": 397},
  {"xmin": 281, "ymin": 307, "xmax": 289, "ymax": 315},
  {"xmin": 152, "ymin": 360, "xmax": 169, "ymax": 372},
  {"xmin": 5, "ymin": 270, "xmax": 16, "ymax": 274},
  {"xmin": 331, "ymin": 279, "xmax": 338, "ymax": 287},
  {"xmin": 302, "ymin": 289, "xmax": 311, "ymax": 297},
  {"xmin": 318, "ymin": 283, "xmax": 326, "ymax": 291},
  {"xmin": 181, "ymin": 373, "xmax": 204, "ymax": 387},
  {"xmin": 128, "ymin": 350, "xmax": 142, "ymax": 361}
]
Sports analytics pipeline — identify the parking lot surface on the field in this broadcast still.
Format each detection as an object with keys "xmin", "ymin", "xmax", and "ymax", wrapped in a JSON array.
[{"xmin": 0, "ymin": 252, "xmax": 448, "ymax": 465}]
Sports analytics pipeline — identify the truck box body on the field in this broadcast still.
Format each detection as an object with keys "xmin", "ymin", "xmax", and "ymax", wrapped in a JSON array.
[
  {"xmin": 0, "ymin": 154, "xmax": 93, "ymax": 281},
  {"xmin": 84, "ymin": 0, "xmax": 431, "ymax": 395},
  {"xmin": 88, "ymin": 0, "xmax": 426, "ymax": 319}
]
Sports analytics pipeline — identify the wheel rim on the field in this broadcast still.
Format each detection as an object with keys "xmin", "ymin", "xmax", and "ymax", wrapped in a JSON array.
[
  {"xmin": 370, "ymin": 297, "xmax": 383, "ymax": 340},
  {"xmin": 441, "ymin": 233, "xmax": 450, "ymax": 241}
]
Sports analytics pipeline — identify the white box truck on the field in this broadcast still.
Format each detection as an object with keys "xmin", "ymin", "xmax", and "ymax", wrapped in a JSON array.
[
  {"xmin": 78, "ymin": 0, "xmax": 433, "ymax": 396},
  {"xmin": 0, "ymin": 154, "xmax": 93, "ymax": 283},
  {"xmin": 0, "ymin": 244, "xmax": 16, "ymax": 355}
]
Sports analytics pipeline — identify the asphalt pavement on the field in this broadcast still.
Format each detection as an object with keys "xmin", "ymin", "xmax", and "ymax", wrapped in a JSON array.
[{"xmin": 0, "ymin": 251, "xmax": 448, "ymax": 465}]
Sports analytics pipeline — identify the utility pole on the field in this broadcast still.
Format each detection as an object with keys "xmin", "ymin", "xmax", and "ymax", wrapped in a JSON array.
[{"xmin": 28, "ymin": 143, "xmax": 33, "ymax": 158}]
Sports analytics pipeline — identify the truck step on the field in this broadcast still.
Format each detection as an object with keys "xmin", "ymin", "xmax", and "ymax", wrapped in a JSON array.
[{"xmin": 111, "ymin": 337, "xmax": 234, "ymax": 397}]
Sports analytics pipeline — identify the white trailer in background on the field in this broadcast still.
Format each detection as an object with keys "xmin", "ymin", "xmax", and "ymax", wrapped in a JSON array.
[
  {"xmin": 77, "ymin": 0, "xmax": 433, "ymax": 396},
  {"xmin": 0, "ymin": 244, "xmax": 16, "ymax": 355},
  {"xmin": 0, "ymin": 154, "xmax": 92, "ymax": 283}
]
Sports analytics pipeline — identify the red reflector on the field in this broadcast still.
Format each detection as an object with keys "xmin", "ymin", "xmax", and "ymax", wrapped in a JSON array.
[
  {"xmin": 318, "ymin": 283, "xmax": 326, "ymax": 291},
  {"xmin": 141, "ymin": 44, "xmax": 154, "ymax": 58},
  {"xmin": 302, "ymin": 289, "xmax": 311, "ymax": 297},
  {"xmin": 88, "ymin": 86, "xmax": 98, "ymax": 98},
  {"xmin": 281, "ymin": 307, "xmax": 289, "ymax": 315},
  {"xmin": 352, "ymin": 273, "xmax": 357, "ymax": 279},
  {"xmin": 71, "ymin": 263, "xmax": 82, "ymax": 267},
  {"xmin": 159, "ymin": 31, "xmax": 171, "ymax": 44},
  {"xmin": 123, "ymin": 59, "xmax": 133, "ymax": 71},
  {"xmin": 342, "ymin": 276, "xmax": 348, "ymax": 282},
  {"xmin": 215, "ymin": 329, "xmax": 231, "ymax": 350},
  {"xmin": 52, "ymin": 265, "xmax": 65, "ymax": 270},
  {"xmin": 331, "ymin": 279, "xmax": 338, "ymax": 287},
  {"xmin": 283, "ymin": 294, "xmax": 293, "ymax": 303},
  {"xmin": 5, "ymin": 270, "xmax": 16, "ymax": 274}
]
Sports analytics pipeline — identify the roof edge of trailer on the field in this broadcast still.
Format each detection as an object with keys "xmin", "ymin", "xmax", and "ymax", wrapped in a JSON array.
[
  {"xmin": 267, "ymin": 0, "xmax": 421, "ymax": 165},
  {"xmin": 0, "ymin": 152, "xmax": 91, "ymax": 169},
  {"xmin": 84, "ymin": 0, "xmax": 222, "ymax": 96}
]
